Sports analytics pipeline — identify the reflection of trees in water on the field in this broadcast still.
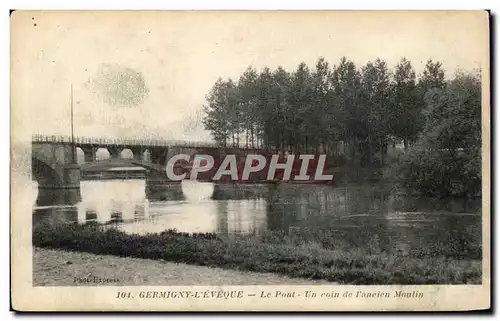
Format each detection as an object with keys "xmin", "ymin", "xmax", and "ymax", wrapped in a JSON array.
[
  {"xmin": 262, "ymin": 184, "xmax": 480, "ymax": 258},
  {"xmin": 388, "ymin": 194, "xmax": 482, "ymax": 213},
  {"xmin": 145, "ymin": 183, "xmax": 184, "ymax": 201},
  {"xmin": 211, "ymin": 183, "xmax": 266, "ymax": 200},
  {"xmin": 215, "ymin": 198, "xmax": 267, "ymax": 235},
  {"xmin": 382, "ymin": 214, "xmax": 482, "ymax": 259},
  {"xmin": 216, "ymin": 201, "xmax": 228, "ymax": 234},
  {"xmin": 265, "ymin": 184, "xmax": 389, "ymax": 231},
  {"xmin": 212, "ymin": 184, "xmax": 269, "ymax": 235}
]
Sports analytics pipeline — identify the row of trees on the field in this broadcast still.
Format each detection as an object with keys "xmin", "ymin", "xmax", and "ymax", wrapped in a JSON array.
[
  {"xmin": 203, "ymin": 57, "xmax": 448, "ymax": 166},
  {"xmin": 203, "ymin": 57, "xmax": 482, "ymax": 197}
]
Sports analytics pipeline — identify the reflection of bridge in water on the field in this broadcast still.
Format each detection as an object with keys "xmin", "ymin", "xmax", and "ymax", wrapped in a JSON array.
[
  {"xmin": 32, "ymin": 181, "xmax": 271, "ymax": 235},
  {"xmin": 34, "ymin": 180, "xmax": 271, "ymax": 207}
]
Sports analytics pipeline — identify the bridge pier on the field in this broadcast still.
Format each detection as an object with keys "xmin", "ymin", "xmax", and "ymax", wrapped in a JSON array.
[
  {"xmin": 151, "ymin": 147, "xmax": 168, "ymax": 165},
  {"xmin": 108, "ymin": 146, "xmax": 122, "ymax": 160},
  {"xmin": 35, "ymin": 163, "xmax": 82, "ymax": 188},
  {"xmin": 34, "ymin": 163, "xmax": 82, "ymax": 205},
  {"xmin": 81, "ymin": 146, "xmax": 97, "ymax": 163},
  {"xmin": 32, "ymin": 143, "xmax": 82, "ymax": 200},
  {"xmin": 130, "ymin": 147, "xmax": 145, "ymax": 161}
]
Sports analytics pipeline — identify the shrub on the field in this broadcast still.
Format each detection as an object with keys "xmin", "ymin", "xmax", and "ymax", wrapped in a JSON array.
[{"xmin": 388, "ymin": 71, "xmax": 481, "ymax": 198}]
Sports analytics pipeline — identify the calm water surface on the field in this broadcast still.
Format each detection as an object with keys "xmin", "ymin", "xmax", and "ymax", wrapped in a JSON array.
[{"xmin": 31, "ymin": 179, "xmax": 482, "ymax": 259}]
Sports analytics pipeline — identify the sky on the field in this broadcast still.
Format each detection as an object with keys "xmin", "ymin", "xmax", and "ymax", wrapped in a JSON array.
[{"xmin": 11, "ymin": 11, "xmax": 489, "ymax": 143}]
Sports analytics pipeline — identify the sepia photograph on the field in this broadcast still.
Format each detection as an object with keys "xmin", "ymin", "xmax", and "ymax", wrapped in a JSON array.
[{"xmin": 10, "ymin": 10, "xmax": 490, "ymax": 311}]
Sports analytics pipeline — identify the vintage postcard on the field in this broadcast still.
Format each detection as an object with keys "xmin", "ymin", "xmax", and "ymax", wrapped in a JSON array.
[{"xmin": 10, "ymin": 10, "xmax": 490, "ymax": 311}]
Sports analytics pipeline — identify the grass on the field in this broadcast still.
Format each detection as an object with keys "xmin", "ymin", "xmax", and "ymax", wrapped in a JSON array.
[{"xmin": 33, "ymin": 222, "xmax": 482, "ymax": 285}]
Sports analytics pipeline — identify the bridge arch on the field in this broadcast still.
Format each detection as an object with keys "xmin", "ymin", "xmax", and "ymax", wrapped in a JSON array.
[
  {"xmin": 31, "ymin": 156, "xmax": 62, "ymax": 186},
  {"xmin": 120, "ymin": 148, "xmax": 134, "ymax": 159},
  {"xmin": 76, "ymin": 147, "xmax": 85, "ymax": 164},
  {"xmin": 31, "ymin": 156, "xmax": 82, "ymax": 206},
  {"xmin": 96, "ymin": 148, "xmax": 110, "ymax": 160},
  {"xmin": 54, "ymin": 146, "xmax": 67, "ymax": 164},
  {"xmin": 142, "ymin": 149, "xmax": 151, "ymax": 162}
]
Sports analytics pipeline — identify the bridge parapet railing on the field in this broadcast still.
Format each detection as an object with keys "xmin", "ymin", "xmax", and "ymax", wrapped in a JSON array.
[{"xmin": 32, "ymin": 134, "xmax": 240, "ymax": 149}]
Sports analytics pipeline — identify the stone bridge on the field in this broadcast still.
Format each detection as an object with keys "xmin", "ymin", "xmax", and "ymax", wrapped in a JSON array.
[{"xmin": 31, "ymin": 134, "xmax": 260, "ymax": 191}]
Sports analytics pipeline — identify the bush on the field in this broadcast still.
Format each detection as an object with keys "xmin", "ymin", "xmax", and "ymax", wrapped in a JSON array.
[
  {"xmin": 388, "ymin": 71, "xmax": 481, "ymax": 198},
  {"xmin": 389, "ymin": 142, "xmax": 481, "ymax": 197}
]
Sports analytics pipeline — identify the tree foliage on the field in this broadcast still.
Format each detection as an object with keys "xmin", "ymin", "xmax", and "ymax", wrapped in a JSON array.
[
  {"xmin": 202, "ymin": 56, "xmax": 480, "ymax": 197},
  {"xmin": 391, "ymin": 71, "xmax": 481, "ymax": 197}
]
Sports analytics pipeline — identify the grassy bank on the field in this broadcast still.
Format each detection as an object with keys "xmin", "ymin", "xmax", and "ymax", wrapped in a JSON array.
[{"xmin": 33, "ymin": 222, "xmax": 481, "ymax": 285}]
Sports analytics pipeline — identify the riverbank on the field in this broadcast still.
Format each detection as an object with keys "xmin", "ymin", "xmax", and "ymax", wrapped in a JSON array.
[
  {"xmin": 33, "ymin": 223, "xmax": 482, "ymax": 285},
  {"xmin": 33, "ymin": 248, "xmax": 331, "ymax": 286}
]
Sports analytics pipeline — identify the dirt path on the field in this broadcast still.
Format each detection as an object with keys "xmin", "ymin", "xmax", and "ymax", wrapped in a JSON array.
[{"xmin": 33, "ymin": 248, "xmax": 332, "ymax": 286}]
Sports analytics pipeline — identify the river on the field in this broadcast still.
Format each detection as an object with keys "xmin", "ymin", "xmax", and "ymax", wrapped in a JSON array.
[{"xmin": 31, "ymin": 178, "xmax": 482, "ymax": 260}]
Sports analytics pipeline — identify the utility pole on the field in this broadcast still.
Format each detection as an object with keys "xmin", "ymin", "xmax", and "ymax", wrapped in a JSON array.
[{"xmin": 71, "ymin": 83, "xmax": 76, "ymax": 163}]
